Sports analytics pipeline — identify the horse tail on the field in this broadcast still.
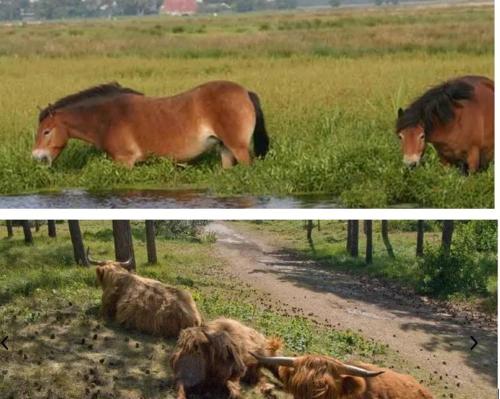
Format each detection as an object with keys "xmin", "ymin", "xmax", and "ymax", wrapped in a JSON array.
[{"xmin": 248, "ymin": 91, "xmax": 269, "ymax": 158}]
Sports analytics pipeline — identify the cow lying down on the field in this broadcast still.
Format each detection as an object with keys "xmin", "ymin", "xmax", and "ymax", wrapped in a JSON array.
[
  {"xmin": 171, "ymin": 317, "xmax": 282, "ymax": 398},
  {"xmin": 253, "ymin": 354, "xmax": 434, "ymax": 399},
  {"xmin": 90, "ymin": 250, "xmax": 202, "ymax": 338}
]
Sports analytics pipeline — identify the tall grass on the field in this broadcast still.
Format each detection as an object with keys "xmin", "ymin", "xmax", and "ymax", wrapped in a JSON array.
[{"xmin": 0, "ymin": 5, "xmax": 493, "ymax": 207}]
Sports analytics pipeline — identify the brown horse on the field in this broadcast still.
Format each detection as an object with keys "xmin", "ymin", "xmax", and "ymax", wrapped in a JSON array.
[
  {"xmin": 396, "ymin": 75, "xmax": 494, "ymax": 173},
  {"xmin": 32, "ymin": 81, "xmax": 269, "ymax": 168}
]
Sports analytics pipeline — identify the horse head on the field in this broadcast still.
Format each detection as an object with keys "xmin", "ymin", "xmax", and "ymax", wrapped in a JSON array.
[
  {"xmin": 396, "ymin": 108, "xmax": 426, "ymax": 168},
  {"xmin": 32, "ymin": 105, "xmax": 70, "ymax": 166}
]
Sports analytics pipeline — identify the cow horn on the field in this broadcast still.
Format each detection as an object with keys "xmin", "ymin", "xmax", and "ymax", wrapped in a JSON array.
[
  {"xmin": 118, "ymin": 256, "xmax": 133, "ymax": 268},
  {"xmin": 86, "ymin": 247, "xmax": 107, "ymax": 266},
  {"xmin": 336, "ymin": 362, "xmax": 385, "ymax": 378},
  {"xmin": 250, "ymin": 353, "xmax": 295, "ymax": 367}
]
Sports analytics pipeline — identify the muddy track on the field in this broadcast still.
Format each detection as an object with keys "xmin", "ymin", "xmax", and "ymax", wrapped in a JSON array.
[{"xmin": 207, "ymin": 222, "xmax": 497, "ymax": 399}]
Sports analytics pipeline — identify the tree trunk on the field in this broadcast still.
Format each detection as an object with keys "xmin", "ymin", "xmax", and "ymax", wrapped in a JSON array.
[
  {"xmin": 416, "ymin": 220, "xmax": 424, "ymax": 257},
  {"xmin": 6, "ymin": 221, "xmax": 13, "ymax": 238},
  {"xmin": 346, "ymin": 221, "xmax": 352, "ymax": 253},
  {"xmin": 112, "ymin": 220, "xmax": 136, "ymax": 270},
  {"xmin": 349, "ymin": 220, "xmax": 359, "ymax": 257},
  {"xmin": 381, "ymin": 220, "xmax": 395, "ymax": 258},
  {"xmin": 441, "ymin": 220, "xmax": 454, "ymax": 255},
  {"xmin": 21, "ymin": 221, "xmax": 33, "ymax": 244},
  {"xmin": 365, "ymin": 220, "xmax": 373, "ymax": 264},
  {"xmin": 145, "ymin": 220, "xmax": 157, "ymax": 265},
  {"xmin": 306, "ymin": 220, "xmax": 315, "ymax": 252},
  {"xmin": 48, "ymin": 220, "xmax": 56, "ymax": 238},
  {"xmin": 68, "ymin": 220, "xmax": 88, "ymax": 266}
]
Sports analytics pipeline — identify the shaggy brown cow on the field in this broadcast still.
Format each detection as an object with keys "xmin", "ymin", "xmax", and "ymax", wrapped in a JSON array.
[
  {"xmin": 254, "ymin": 354, "xmax": 434, "ymax": 399},
  {"xmin": 90, "ymin": 251, "xmax": 202, "ymax": 338},
  {"xmin": 170, "ymin": 317, "xmax": 282, "ymax": 399}
]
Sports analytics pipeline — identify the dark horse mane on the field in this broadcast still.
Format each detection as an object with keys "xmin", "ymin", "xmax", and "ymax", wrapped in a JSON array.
[
  {"xmin": 396, "ymin": 79, "xmax": 475, "ymax": 135},
  {"xmin": 39, "ymin": 82, "xmax": 143, "ymax": 122}
]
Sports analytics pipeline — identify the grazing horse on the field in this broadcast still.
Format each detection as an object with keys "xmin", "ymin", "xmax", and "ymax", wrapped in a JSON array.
[
  {"xmin": 396, "ymin": 75, "xmax": 494, "ymax": 173},
  {"xmin": 32, "ymin": 81, "xmax": 270, "ymax": 168}
]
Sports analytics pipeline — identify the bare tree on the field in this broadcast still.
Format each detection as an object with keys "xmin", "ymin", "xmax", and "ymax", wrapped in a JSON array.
[
  {"xmin": 21, "ymin": 221, "xmax": 33, "ymax": 244},
  {"xmin": 48, "ymin": 220, "xmax": 56, "ymax": 238},
  {"xmin": 68, "ymin": 220, "xmax": 88, "ymax": 266},
  {"xmin": 145, "ymin": 220, "xmax": 157, "ymax": 265},
  {"xmin": 6, "ymin": 221, "xmax": 13, "ymax": 238},
  {"xmin": 441, "ymin": 220, "xmax": 455, "ymax": 255},
  {"xmin": 416, "ymin": 220, "xmax": 424, "ymax": 257},
  {"xmin": 364, "ymin": 220, "xmax": 373, "ymax": 264},
  {"xmin": 113, "ymin": 220, "xmax": 136, "ymax": 270},
  {"xmin": 381, "ymin": 220, "xmax": 395, "ymax": 258}
]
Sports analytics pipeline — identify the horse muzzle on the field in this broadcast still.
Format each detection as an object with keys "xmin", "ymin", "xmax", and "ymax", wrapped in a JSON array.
[
  {"xmin": 32, "ymin": 149, "xmax": 52, "ymax": 166},
  {"xmin": 403, "ymin": 154, "xmax": 421, "ymax": 168}
]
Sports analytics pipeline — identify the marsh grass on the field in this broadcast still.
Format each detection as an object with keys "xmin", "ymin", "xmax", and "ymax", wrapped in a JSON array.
[
  {"xmin": 0, "ymin": 5, "xmax": 493, "ymax": 207},
  {"xmin": 0, "ymin": 221, "xmax": 447, "ymax": 398}
]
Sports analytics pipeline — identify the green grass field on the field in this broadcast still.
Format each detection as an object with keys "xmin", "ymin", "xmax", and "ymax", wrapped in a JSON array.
[
  {"xmin": 0, "ymin": 221, "xmax": 454, "ymax": 398},
  {"xmin": 0, "ymin": 4, "xmax": 493, "ymax": 207}
]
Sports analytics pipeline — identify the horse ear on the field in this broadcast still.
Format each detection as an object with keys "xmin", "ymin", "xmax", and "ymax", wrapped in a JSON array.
[{"xmin": 397, "ymin": 108, "xmax": 404, "ymax": 118}]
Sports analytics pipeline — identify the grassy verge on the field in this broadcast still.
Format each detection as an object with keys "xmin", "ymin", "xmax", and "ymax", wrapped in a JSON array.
[
  {"xmin": 0, "ymin": 5, "xmax": 494, "ymax": 207},
  {"xmin": 0, "ymin": 221, "xmax": 453, "ymax": 398}
]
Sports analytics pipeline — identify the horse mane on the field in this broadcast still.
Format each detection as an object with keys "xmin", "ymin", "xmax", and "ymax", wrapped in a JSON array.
[
  {"xmin": 39, "ymin": 82, "xmax": 143, "ymax": 122},
  {"xmin": 396, "ymin": 78, "xmax": 475, "ymax": 134}
]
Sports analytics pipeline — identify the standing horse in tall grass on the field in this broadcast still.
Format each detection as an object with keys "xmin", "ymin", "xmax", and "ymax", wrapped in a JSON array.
[
  {"xmin": 396, "ymin": 75, "xmax": 494, "ymax": 173},
  {"xmin": 32, "ymin": 81, "xmax": 269, "ymax": 168}
]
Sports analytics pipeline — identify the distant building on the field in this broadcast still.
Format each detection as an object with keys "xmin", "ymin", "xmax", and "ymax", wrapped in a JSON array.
[{"xmin": 162, "ymin": 0, "xmax": 198, "ymax": 15}]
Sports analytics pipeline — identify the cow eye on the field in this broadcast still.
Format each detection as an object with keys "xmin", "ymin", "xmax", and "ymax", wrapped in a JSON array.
[
  {"xmin": 43, "ymin": 129, "xmax": 51, "ymax": 136},
  {"xmin": 419, "ymin": 133, "xmax": 425, "ymax": 140},
  {"xmin": 398, "ymin": 134, "xmax": 403, "ymax": 140}
]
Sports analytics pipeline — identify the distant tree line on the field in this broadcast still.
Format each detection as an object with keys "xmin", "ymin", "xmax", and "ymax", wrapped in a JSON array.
[{"xmin": 0, "ymin": 0, "xmax": 164, "ymax": 21}]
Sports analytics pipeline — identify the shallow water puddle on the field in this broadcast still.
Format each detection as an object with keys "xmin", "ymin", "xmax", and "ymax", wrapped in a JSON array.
[{"xmin": 0, "ymin": 189, "xmax": 341, "ymax": 209}]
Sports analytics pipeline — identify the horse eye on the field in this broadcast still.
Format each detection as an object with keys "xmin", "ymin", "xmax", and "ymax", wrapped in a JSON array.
[
  {"xmin": 43, "ymin": 129, "xmax": 51, "ymax": 136},
  {"xmin": 398, "ymin": 134, "xmax": 403, "ymax": 140},
  {"xmin": 419, "ymin": 134, "xmax": 425, "ymax": 140}
]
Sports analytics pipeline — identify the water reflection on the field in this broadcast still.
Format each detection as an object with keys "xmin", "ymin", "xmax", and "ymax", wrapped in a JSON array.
[{"xmin": 0, "ymin": 189, "xmax": 340, "ymax": 209}]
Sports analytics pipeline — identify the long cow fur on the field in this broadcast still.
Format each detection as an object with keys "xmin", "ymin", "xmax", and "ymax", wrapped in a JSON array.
[{"xmin": 96, "ymin": 262, "xmax": 202, "ymax": 338}]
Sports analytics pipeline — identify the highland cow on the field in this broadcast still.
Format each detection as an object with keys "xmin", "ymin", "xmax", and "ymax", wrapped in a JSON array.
[
  {"xmin": 90, "ymin": 250, "xmax": 202, "ymax": 338},
  {"xmin": 170, "ymin": 317, "xmax": 282, "ymax": 399},
  {"xmin": 254, "ymin": 354, "xmax": 434, "ymax": 399}
]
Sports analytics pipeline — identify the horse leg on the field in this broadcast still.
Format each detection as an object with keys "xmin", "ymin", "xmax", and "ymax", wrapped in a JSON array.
[
  {"xmin": 220, "ymin": 146, "xmax": 237, "ymax": 169},
  {"xmin": 466, "ymin": 147, "xmax": 480, "ymax": 173},
  {"xmin": 227, "ymin": 145, "xmax": 251, "ymax": 166},
  {"xmin": 112, "ymin": 154, "xmax": 136, "ymax": 169}
]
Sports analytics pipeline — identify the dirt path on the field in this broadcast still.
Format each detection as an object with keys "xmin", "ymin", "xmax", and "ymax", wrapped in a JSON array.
[{"xmin": 207, "ymin": 222, "xmax": 497, "ymax": 399}]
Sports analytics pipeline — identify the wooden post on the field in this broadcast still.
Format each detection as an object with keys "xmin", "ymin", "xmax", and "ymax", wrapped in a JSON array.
[{"xmin": 145, "ymin": 220, "xmax": 157, "ymax": 265}]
